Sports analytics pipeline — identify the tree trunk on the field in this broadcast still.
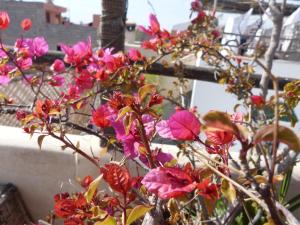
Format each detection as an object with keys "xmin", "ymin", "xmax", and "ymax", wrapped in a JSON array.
[
  {"xmin": 259, "ymin": 0, "xmax": 284, "ymax": 97},
  {"xmin": 99, "ymin": 0, "xmax": 127, "ymax": 52}
]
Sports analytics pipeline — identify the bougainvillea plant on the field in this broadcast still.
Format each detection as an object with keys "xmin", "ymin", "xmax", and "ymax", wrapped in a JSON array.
[{"xmin": 1, "ymin": 1, "xmax": 300, "ymax": 224}]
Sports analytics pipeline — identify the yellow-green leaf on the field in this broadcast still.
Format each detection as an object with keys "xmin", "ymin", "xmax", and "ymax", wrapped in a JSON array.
[
  {"xmin": 202, "ymin": 111, "xmax": 238, "ymax": 134},
  {"xmin": 0, "ymin": 92, "xmax": 7, "ymax": 101},
  {"xmin": 221, "ymin": 179, "xmax": 236, "ymax": 204},
  {"xmin": 91, "ymin": 206, "xmax": 107, "ymax": 219},
  {"xmin": 126, "ymin": 205, "xmax": 153, "ymax": 225},
  {"xmin": 123, "ymin": 113, "xmax": 135, "ymax": 135},
  {"xmin": 48, "ymin": 108, "xmax": 61, "ymax": 115},
  {"xmin": 22, "ymin": 114, "xmax": 34, "ymax": 125},
  {"xmin": 138, "ymin": 84, "xmax": 156, "ymax": 102},
  {"xmin": 253, "ymin": 124, "xmax": 300, "ymax": 152},
  {"xmin": 94, "ymin": 215, "xmax": 117, "ymax": 225},
  {"xmin": 116, "ymin": 106, "xmax": 132, "ymax": 121},
  {"xmin": 84, "ymin": 174, "xmax": 103, "ymax": 203},
  {"xmin": 37, "ymin": 135, "xmax": 47, "ymax": 150}
]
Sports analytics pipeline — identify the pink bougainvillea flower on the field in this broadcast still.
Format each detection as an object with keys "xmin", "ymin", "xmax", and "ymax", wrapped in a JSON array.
[
  {"xmin": 138, "ymin": 14, "xmax": 161, "ymax": 36},
  {"xmin": 75, "ymin": 70, "xmax": 94, "ymax": 91},
  {"xmin": 149, "ymin": 14, "xmax": 160, "ymax": 33},
  {"xmin": 60, "ymin": 38, "xmax": 92, "ymax": 65},
  {"xmin": 50, "ymin": 59, "xmax": 65, "ymax": 73},
  {"xmin": 157, "ymin": 110, "xmax": 201, "ymax": 141},
  {"xmin": 0, "ymin": 12, "xmax": 10, "ymax": 30},
  {"xmin": 31, "ymin": 37, "xmax": 49, "ymax": 57},
  {"xmin": 156, "ymin": 120, "xmax": 176, "ymax": 140},
  {"xmin": 20, "ymin": 18, "xmax": 32, "ymax": 31},
  {"xmin": 128, "ymin": 48, "xmax": 144, "ymax": 61},
  {"xmin": 108, "ymin": 115, "xmax": 138, "ymax": 157},
  {"xmin": 108, "ymin": 113, "xmax": 155, "ymax": 158},
  {"xmin": 15, "ymin": 37, "xmax": 48, "ymax": 57},
  {"xmin": 251, "ymin": 95, "xmax": 265, "ymax": 107},
  {"xmin": 102, "ymin": 52, "xmax": 126, "ymax": 72},
  {"xmin": 0, "ymin": 49, "xmax": 7, "ymax": 58},
  {"xmin": 139, "ymin": 149, "xmax": 175, "ymax": 167},
  {"xmin": 91, "ymin": 104, "xmax": 111, "ymax": 128},
  {"xmin": 49, "ymin": 75, "xmax": 65, "ymax": 87},
  {"xmin": 141, "ymin": 39, "xmax": 161, "ymax": 51},
  {"xmin": 0, "ymin": 75, "xmax": 10, "ymax": 85},
  {"xmin": 17, "ymin": 57, "xmax": 32, "ymax": 70},
  {"xmin": 0, "ymin": 64, "xmax": 14, "ymax": 85},
  {"xmin": 168, "ymin": 110, "xmax": 201, "ymax": 140},
  {"xmin": 142, "ymin": 167, "xmax": 197, "ymax": 199}
]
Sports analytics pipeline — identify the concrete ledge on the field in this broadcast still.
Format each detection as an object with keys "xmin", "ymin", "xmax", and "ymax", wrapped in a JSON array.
[{"xmin": 0, "ymin": 125, "xmax": 300, "ymax": 221}]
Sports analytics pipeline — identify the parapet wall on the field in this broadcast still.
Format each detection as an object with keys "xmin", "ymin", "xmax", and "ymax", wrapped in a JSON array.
[{"xmin": 0, "ymin": 125, "xmax": 300, "ymax": 222}]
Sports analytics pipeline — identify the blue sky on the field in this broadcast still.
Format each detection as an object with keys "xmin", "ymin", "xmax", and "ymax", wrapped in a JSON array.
[{"xmin": 23, "ymin": 0, "xmax": 192, "ymax": 29}]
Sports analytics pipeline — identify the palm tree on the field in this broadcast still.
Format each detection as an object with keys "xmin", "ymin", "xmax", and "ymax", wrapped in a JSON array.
[{"xmin": 99, "ymin": 0, "xmax": 127, "ymax": 52}]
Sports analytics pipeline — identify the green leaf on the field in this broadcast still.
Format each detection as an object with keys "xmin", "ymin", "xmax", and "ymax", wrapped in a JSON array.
[
  {"xmin": 202, "ymin": 111, "xmax": 238, "ymax": 134},
  {"xmin": 94, "ymin": 215, "xmax": 117, "ymax": 225},
  {"xmin": 253, "ymin": 124, "xmax": 300, "ymax": 152},
  {"xmin": 37, "ymin": 135, "xmax": 47, "ymax": 150},
  {"xmin": 116, "ymin": 106, "xmax": 132, "ymax": 121},
  {"xmin": 84, "ymin": 174, "xmax": 103, "ymax": 203},
  {"xmin": 138, "ymin": 84, "xmax": 156, "ymax": 102},
  {"xmin": 221, "ymin": 179, "xmax": 236, "ymax": 204},
  {"xmin": 126, "ymin": 205, "xmax": 153, "ymax": 225},
  {"xmin": 279, "ymin": 167, "xmax": 293, "ymax": 203}
]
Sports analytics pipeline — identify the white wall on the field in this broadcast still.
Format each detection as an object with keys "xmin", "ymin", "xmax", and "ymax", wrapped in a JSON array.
[
  {"xmin": 1, "ymin": 125, "xmax": 300, "ymax": 222},
  {"xmin": 0, "ymin": 125, "xmax": 111, "ymax": 221}
]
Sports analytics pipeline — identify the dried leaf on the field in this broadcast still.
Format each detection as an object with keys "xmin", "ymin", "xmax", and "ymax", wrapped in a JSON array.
[
  {"xmin": 203, "ymin": 111, "xmax": 238, "ymax": 134},
  {"xmin": 116, "ymin": 106, "xmax": 132, "ymax": 121},
  {"xmin": 138, "ymin": 84, "xmax": 156, "ymax": 102},
  {"xmin": 253, "ymin": 124, "xmax": 300, "ymax": 152},
  {"xmin": 37, "ymin": 135, "xmax": 47, "ymax": 150}
]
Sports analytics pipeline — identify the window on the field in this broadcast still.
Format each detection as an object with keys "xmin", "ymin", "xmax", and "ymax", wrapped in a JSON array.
[{"xmin": 46, "ymin": 11, "xmax": 50, "ymax": 23}]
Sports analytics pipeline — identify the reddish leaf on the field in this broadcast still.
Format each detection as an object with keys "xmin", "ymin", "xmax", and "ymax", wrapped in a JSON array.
[
  {"xmin": 100, "ymin": 163, "xmax": 132, "ymax": 194},
  {"xmin": 81, "ymin": 175, "xmax": 93, "ymax": 189},
  {"xmin": 205, "ymin": 130, "xmax": 234, "ymax": 146},
  {"xmin": 197, "ymin": 178, "xmax": 219, "ymax": 200},
  {"xmin": 54, "ymin": 199, "xmax": 76, "ymax": 218},
  {"xmin": 251, "ymin": 95, "xmax": 265, "ymax": 107},
  {"xmin": 64, "ymin": 217, "xmax": 84, "ymax": 225}
]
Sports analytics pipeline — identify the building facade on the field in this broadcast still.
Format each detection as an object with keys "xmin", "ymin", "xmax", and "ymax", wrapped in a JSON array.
[{"xmin": 0, "ymin": 0, "xmax": 140, "ymax": 49}]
